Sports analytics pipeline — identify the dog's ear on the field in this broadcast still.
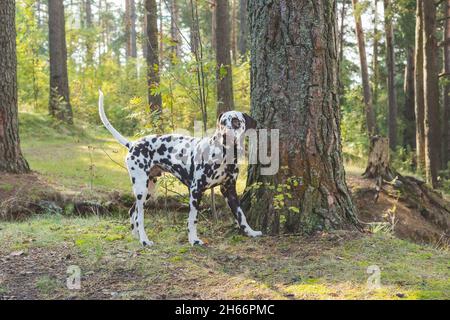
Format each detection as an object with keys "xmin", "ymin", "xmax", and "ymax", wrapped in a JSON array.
[
  {"xmin": 217, "ymin": 112, "xmax": 225, "ymax": 127},
  {"xmin": 243, "ymin": 113, "xmax": 257, "ymax": 130}
]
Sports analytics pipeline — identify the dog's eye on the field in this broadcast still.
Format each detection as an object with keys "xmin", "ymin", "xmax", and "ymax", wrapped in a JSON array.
[{"xmin": 231, "ymin": 118, "xmax": 240, "ymax": 129}]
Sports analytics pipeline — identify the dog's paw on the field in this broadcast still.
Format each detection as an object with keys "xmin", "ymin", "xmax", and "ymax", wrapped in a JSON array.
[
  {"xmin": 189, "ymin": 238, "xmax": 204, "ymax": 246},
  {"xmin": 141, "ymin": 240, "xmax": 154, "ymax": 247},
  {"xmin": 248, "ymin": 230, "xmax": 263, "ymax": 238}
]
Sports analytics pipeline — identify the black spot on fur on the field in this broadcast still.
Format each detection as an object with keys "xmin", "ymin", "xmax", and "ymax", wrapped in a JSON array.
[{"xmin": 137, "ymin": 194, "xmax": 142, "ymax": 200}]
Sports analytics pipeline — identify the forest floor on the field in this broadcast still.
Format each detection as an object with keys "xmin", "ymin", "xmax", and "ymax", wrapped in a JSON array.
[{"xmin": 0, "ymin": 113, "xmax": 449, "ymax": 300}]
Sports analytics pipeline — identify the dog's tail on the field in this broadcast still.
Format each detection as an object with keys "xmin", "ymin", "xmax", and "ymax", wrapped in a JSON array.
[{"xmin": 98, "ymin": 90, "xmax": 131, "ymax": 149}]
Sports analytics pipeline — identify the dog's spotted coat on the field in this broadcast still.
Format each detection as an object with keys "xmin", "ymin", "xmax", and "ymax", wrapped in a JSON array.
[{"xmin": 99, "ymin": 91, "xmax": 262, "ymax": 246}]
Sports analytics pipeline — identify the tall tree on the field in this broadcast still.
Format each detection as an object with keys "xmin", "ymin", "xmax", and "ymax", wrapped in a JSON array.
[
  {"xmin": 352, "ymin": 0, "xmax": 377, "ymax": 136},
  {"xmin": 211, "ymin": 0, "xmax": 216, "ymax": 51},
  {"xmin": 48, "ymin": 0, "xmax": 73, "ymax": 124},
  {"xmin": 0, "ymin": 0, "xmax": 30, "ymax": 173},
  {"xmin": 170, "ymin": 0, "xmax": 181, "ymax": 59},
  {"xmin": 443, "ymin": 0, "xmax": 450, "ymax": 168},
  {"xmin": 238, "ymin": 0, "xmax": 247, "ymax": 57},
  {"xmin": 404, "ymin": 47, "xmax": 416, "ymax": 149},
  {"xmin": 383, "ymin": 0, "xmax": 398, "ymax": 150},
  {"xmin": 125, "ymin": 0, "xmax": 138, "ymax": 59},
  {"xmin": 372, "ymin": 0, "xmax": 380, "ymax": 107},
  {"xmin": 415, "ymin": 0, "xmax": 426, "ymax": 172},
  {"xmin": 231, "ymin": 0, "xmax": 238, "ymax": 63},
  {"xmin": 215, "ymin": 0, "xmax": 235, "ymax": 114},
  {"xmin": 422, "ymin": 0, "xmax": 441, "ymax": 187},
  {"xmin": 145, "ymin": 0, "xmax": 162, "ymax": 113},
  {"xmin": 242, "ymin": 0, "xmax": 359, "ymax": 234},
  {"xmin": 84, "ymin": 0, "xmax": 94, "ymax": 66}
]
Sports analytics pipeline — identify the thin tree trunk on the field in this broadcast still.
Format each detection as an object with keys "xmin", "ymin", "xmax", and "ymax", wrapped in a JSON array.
[
  {"xmin": 142, "ymin": 4, "xmax": 148, "ymax": 59},
  {"xmin": 243, "ymin": 0, "xmax": 360, "ymax": 234},
  {"xmin": 352, "ymin": 0, "xmax": 377, "ymax": 136},
  {"xmin": 238, "ymin": 0, "xmax": 247, "ymax": 57},
  {"xmin": 85, "ymin": 0, "xmax": 93, "ymax": 66},
  {"xmin": 170, "ymin": 0, "xmax": 181, "ymax": 59},
  {"xmin": 231, "ymin": 0, "xmax": 237, "ymax": 63},
  {"xmin": 443, "ymin": 0, "xmax": 450, "ymax": 168},
  {"xmin": 145, "ymin": 0, "xmax": 162, "ymax": 113},
  {"xmin": 0, "ymin": 0, "xmax": 30, "ymax": 173},
  {"xmin": 125, "ymin": 0, "xmax": 138, "ymax": 59},
  {"xmin": 215, "ymin": 0, "xmax": 234, "ymax": 115},
  {"xmin": 404, "ymin": 47, "xmax": 416, "ymax": 149},
  {"xmin": 159, "ymin": 0, "xmax": 163, "ymax": 61},
  {"xmin": 48, "ymin": 0, "xmax": 73, "ymax": 124},
  {"xmin": 372, "ymin": 0, "xmax": 379, "ymax": 107},
  {"xmin": 423, "ymin": 0, "xmax": 441, "ymax": 188},
  {"xmin": 415, "ymin": 0, "xmax": 426, "ymax": 172},
  {"xmin": 211, "ymin": 0, "xmax": 216, "ymax": 51},
  {"xmin": 384, "ymin": 0, "xmax": 398, "ymax": 150}
]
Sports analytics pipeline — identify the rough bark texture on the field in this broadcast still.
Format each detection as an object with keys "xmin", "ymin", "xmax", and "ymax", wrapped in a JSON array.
[
  {"xmin": 363, "ymin": 136, "xmax": 395, "ymax": 181},
  {"xmin": 423, "ymin": 0, "xmax": 441, "ymax": 188},
  {"xmin": 48, "ymin": 0, "xmax": 73, "ymax": 124},
  {"xmin": 0, "ymin": 0, "xmax": 30, "ymax": 173},
  {"xmin": 352, "ymin": 0, "xmax": 377, "ymax": 136},
  {"xmin": 238, "ymin": 0, "xmax": 247, "ymax": 57},
  {"xmin": 145, "ymin": 0, "xmax": 162, "ymax": 113},
  {"xmin": 404, "ymin": 47, "xmax": 416, "ymax": 149},
  {"xmin": 211, "ymin": 0, "xmax": 216, "ymax": 51},
  {"xmin": 384, "ymin": 0, "xmax": 398, "ymax": 150},
  {"xmin": 125, "ymin": 0, "xmax": 137, "ymax": 58},
  {"xmin": 242, "ymin": 0, "xmax": 360, "ymax": 234},
  {"xmin": 215, "ymin": 0, "xmax": 235, "ymax": 115},
  {"xmin": 443, "ymin": 0, "xmax": 450, "ymax": 168},
  {"xmin": 415, "ymin": 0, "xmax": 426, "ymax": 172}
]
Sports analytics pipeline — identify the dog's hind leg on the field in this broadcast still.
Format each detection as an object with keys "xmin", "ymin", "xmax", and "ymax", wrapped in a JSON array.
[
  {"xmin": 129, "ymin": 202, "xmax": 139, "ymax": 239},
  {"xmin": 133, "ymin": 174, "xmax": 153, "ymax": 247}
]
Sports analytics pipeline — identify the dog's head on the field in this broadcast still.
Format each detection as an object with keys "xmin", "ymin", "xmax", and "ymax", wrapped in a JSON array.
[{"xmin": 216, "ymin": 111, "xmax": 257, "ymax": 140}]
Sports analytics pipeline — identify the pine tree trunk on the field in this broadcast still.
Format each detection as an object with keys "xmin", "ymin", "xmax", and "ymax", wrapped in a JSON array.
[
  {"xmin": 215, "ymin": 0, "xmax": 234, "ymax": 115},
  {"xmin": 403, "ymin": 47, "xmax": 416, "ymax": 150},
  {"xmin": 384, "ymin": 0, "xmax": 398, "ymax": 151},
  {"xmin": 443, "ymin": 0, "xmax": 450, "ymax": 168},
  {"xmin": 231, "ymin": 0, "xmax": 237, "ymax": 63},
  {"xmin": 48, "ymin": 0, "xmax": 73, "ymax": 124},
  {"xmin": 142, "ymin": 4, "xmax": 148, "ymax": 59},
  {"xmin": 0, "ymin": 0, "xmax": 30, "ymax": 173},
  {"xmin": 352, "ymin": 0, "xmax": 377, "ymax": 136},
  {"xmin": 85, "ymin": 0, "xmax": 93, "ymax": 66},
  {"xmin": 170, "ymin": 0, "xmax": 181, "ymax": 59},
  {"xmin": 242, "ymin": 0, "xmax": 360, "ymax": 234},
  {"xmin": 145, "ymin": 0, "xmax": 162, "ymax": 113},
  {"xmin": 422, "ymin": 0, "xmax": 441, "ymax": 188},
  {"xmin": 415, "ymin": 0, "xmax": 426, "ymax": 172},
  {"xmin": 238, "ymin": 0, "xmax": 247, "ymax": 57},
  {"xmin": 126, "ymin": 0, "xmax": 137, "ymax": 59},
  {"xmin": 211, "ymin": 0, "xmax": 216, "ymax": 51},
  {"xmin": 372, "ymin": 0, "xmax": 379, "ymax": 107}
]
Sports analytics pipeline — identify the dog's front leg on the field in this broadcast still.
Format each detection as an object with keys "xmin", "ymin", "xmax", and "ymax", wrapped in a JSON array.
[
  {"xmin": 220, "ymin": 181, "xmax": 262, "ymax": 238},
  {"xmin": 188, "ymin": 188, "xmax": 204, "ymax": 246}
]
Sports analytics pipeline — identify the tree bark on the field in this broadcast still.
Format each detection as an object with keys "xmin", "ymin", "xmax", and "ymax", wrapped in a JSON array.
[
  {"xmin": 0, "ymin": 0, "xmax": 30, "ymax": 173},
  {"xmin": 215, "ymin": 0, "xmax": 235, "ymax": 115},
  {"xmin": 145, "ymin": 0, "xmax": 162, "ymax": 113},
  {"xmin": 231, "ymin": 0, "xmax": 238, "ymax": 63},
  {"xmin": 423, "ymin": 0, "xmax": 441, "ymax": 188},
  {"xmin": 211, "ymin": 0, "xmax": 216, "ymax": 51},
  {"xmin": 352, "ymin": 0, "xmax": 377, "ymax": 136},
  {"xmin": 170, "ymin": 0, "xmax": 181, "ymax": 59},
  {"xmin": 384, "ymin": 0, "xmax": 398, "ymax": 151},
  {"xmin": 238, "ymin": 0, "xmax": 247, "ymax": 57},
  {"xmin": 125, "ymin": 0, "xmax": 138, "ymax": 59},
  {"xmin": 242, "ymin": 0, "xmax": 360, "ymax": 234},
  {"xmin": 372, "ymin": 0, "xmax": 379, "ymax": 107},
  {"xmin": 443, "ymin": 0, "xmax": 450, "ymax": 168},
  {"xmin": 84, "ymin": 0, "xmax": 94, "ymax": 66},
  {"xmin": 48, "ymin": 0, "xmax": 73, "ymax": 124},
  {"xmin": 415, "ymin": 0, "xmax": 426, "ymax": 172},
  {"xmin": 403, "ymin": 47, "xmax": 416, "ymax": 149}
]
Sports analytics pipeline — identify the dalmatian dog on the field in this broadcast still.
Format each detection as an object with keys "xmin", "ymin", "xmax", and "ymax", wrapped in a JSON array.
[{"xmin": 98, "ymin": 90, "xmax": 262, "ymax": 246}]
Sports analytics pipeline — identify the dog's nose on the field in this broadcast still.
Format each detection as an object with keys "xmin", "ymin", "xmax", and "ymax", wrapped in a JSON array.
[{"xmin": 231, "ymin": 118, "xmax": 240, "ymax": 129}]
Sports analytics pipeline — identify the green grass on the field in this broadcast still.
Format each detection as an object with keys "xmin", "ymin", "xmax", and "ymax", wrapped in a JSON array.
[{"xmin": 0, "ymin": 214, "xmax": 448, "ymax": 299}]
